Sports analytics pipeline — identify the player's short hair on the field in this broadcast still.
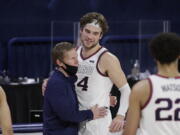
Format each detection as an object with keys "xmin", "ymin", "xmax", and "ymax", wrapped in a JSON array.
[
  {"xmin": 80, "ymin": 12, "xmax": 109, "ymax": 35},
  {"xmin": 149, "ymin": 32, "xmax": 180, "ymax": 64},
  {"xmin": 51, "ymin": 42, "xmax": 75, "ymax": 65}
]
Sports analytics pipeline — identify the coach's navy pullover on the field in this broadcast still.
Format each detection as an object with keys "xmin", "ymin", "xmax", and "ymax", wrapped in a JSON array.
[{"xmin": 43, "ymin": 69, "xmax": 93, "ymax": 135}]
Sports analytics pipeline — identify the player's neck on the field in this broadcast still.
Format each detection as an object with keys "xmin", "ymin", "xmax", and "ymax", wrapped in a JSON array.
[
  {"xmin": 157, "ymin": 61, "xmax": 180, "ymax": 77},
  {"xmin": 82, "ymin": 44, "xmax": 101, "ymax": 58}
]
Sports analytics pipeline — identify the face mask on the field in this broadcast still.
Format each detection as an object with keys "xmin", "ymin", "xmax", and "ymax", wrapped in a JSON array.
[{"xmin": 62, "ymin": 63, "xmax": 78, "ymax": 76}]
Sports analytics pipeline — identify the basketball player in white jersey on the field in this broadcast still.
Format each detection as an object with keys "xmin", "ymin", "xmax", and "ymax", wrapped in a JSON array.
[
  {"xmin": 76, "ymin": 12, "xmax": 131, "ymax": 135},
  {"xmin": 123, "ymin": 32, "xmax": 180, "ymax": 135}
]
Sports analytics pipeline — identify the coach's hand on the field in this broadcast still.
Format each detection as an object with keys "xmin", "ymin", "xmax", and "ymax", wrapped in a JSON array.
[
  {"xmin": 42, "ymin": 79, "xmax": 48, "ymax": 96},
  {"xmin": 109, "ymin": 115, "xmax": 125, "ymax": 132},
  {"xmin": 110, "ymin": 95, "xmax": 117, "ymax": 107},
  {"xmin": 91, "ymin": 105, "xmax": 107, "ymax": 120}
]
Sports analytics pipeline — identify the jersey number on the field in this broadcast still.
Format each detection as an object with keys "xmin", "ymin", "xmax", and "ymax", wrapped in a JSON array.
[
  {"xmin": 155, "ymin": 98, "xmax": 180, "ymax": 121},
  {"xmin": 77, "ymin": 77, "xmax": 89, "ymax": 91}
]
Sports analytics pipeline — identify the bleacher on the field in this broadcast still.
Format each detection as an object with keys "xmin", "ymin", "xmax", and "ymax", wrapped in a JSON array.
[
  {"xmin": 7, "ymin": 36, "xmax": 73, "ymax": 79},
  {"xmin": 2, "ymin": 35, "xmax": 155, "ymax": 79},
  {"xmin": 102, "ymin": 34, "xmax": 155, "ymax": 75}
]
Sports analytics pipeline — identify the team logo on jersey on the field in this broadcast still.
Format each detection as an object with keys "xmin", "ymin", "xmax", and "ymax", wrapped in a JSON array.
[{"xmin": 89, "ymin": 60, "xmax": 95, "ymax": 63}]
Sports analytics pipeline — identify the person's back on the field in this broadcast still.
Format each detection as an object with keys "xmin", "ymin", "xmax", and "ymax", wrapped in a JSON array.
[
  {"xmin": 123, "ymin": 32, "xmax": 180, "ymax": 135},
  {"xmin": 139, "ymin": 74, "xmax": 180, "ymax": 135}
]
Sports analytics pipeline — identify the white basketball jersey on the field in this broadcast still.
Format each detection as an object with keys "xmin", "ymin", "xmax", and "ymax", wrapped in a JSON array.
[
  {"xmin": 76, "ymin": 46, "xmax": 113, "ymax": 110},
  {"xmin": 138, "ymin": 74, "xmax": 180, "ymax": 135},
  {"xmin": 76, "ymin": 46, "xmax": 116, "ymax": 135}
]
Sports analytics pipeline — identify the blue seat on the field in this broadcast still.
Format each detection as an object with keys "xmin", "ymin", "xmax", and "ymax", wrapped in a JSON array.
[{"xmin": 7, "ymin": 37, "xmax": 73, "ymax": 79}]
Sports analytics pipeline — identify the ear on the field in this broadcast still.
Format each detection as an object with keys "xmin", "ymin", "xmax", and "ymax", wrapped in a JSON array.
[{"xmin": 56, "ymin": 59, "xmax": 63, "ymax": 67}]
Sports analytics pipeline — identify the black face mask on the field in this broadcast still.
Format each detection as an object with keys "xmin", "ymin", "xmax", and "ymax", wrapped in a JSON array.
[{"xmin": 61, "ymin": 63, "xmax": 78, "ymax": 76}]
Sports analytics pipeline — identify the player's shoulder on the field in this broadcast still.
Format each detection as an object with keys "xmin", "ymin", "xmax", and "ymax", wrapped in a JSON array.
[
  {"xmin": 100, "ymin": 50, "xmax": 119, "ymax": 63},
  {"xmin": 131, "ymin": 79, "xmax": 151, "ymax": 103},
  {"xmin": 132, "ymin": 79, "xmax": 150, "ymax": 93},
  {"xmin": 133, "ymin": 79, "xmax": 149, "ymax": 90},
  {"xmin": 100, "ymin": 49, "xmax": 116, "ymax": 58}
]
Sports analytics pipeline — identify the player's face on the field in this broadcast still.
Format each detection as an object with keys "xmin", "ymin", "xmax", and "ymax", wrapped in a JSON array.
[
  {"xmin": 80, "ymin": 24, "xmax": 102, "ymax": 50},
  {"xmin": 63, "ymin": 48, "xmax": 78, "ymax": 66}
]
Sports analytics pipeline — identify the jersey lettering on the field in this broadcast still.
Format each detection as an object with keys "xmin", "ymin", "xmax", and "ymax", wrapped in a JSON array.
[{"xmin": 155, "ymin": 98, "xmax": 180, "ymax": 121}]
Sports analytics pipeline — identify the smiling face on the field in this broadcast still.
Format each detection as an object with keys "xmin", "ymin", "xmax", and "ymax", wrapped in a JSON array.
[{"xmin": 80, "ymin": 24, "xmax": 102, "ymax": 50}]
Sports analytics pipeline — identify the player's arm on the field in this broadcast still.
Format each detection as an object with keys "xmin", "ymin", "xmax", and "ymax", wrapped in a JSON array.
[
  {"xmin": 99, "ymin": 52, "xmax": 131, "ymax": 131},
  {"xmin": 122, "ymin": 79, "xmax": 150, "ymax": 135},
  {"xmin": 100, "ymin": 52, "xmax": 128, "ymax": 89},
  {"xmin": 0, "ymin": 87, "xmax": 13, "ymax": 135}
]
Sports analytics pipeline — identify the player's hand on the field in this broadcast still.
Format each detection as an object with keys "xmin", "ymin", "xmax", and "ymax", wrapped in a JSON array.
[
  {"xmin": 42, "ymin": 79, "xmax": 48, "ymax": 96},
  {"xmin": 109, "ymin": 115, "xmax": 125, "ymax": 132},
  {"xmin": 91, "ymin": 105, "xmax": 107, "ymax": 120},
  {"xmin": 110, "ymin": 95, "xmax": 117, "ymax": 107}
]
